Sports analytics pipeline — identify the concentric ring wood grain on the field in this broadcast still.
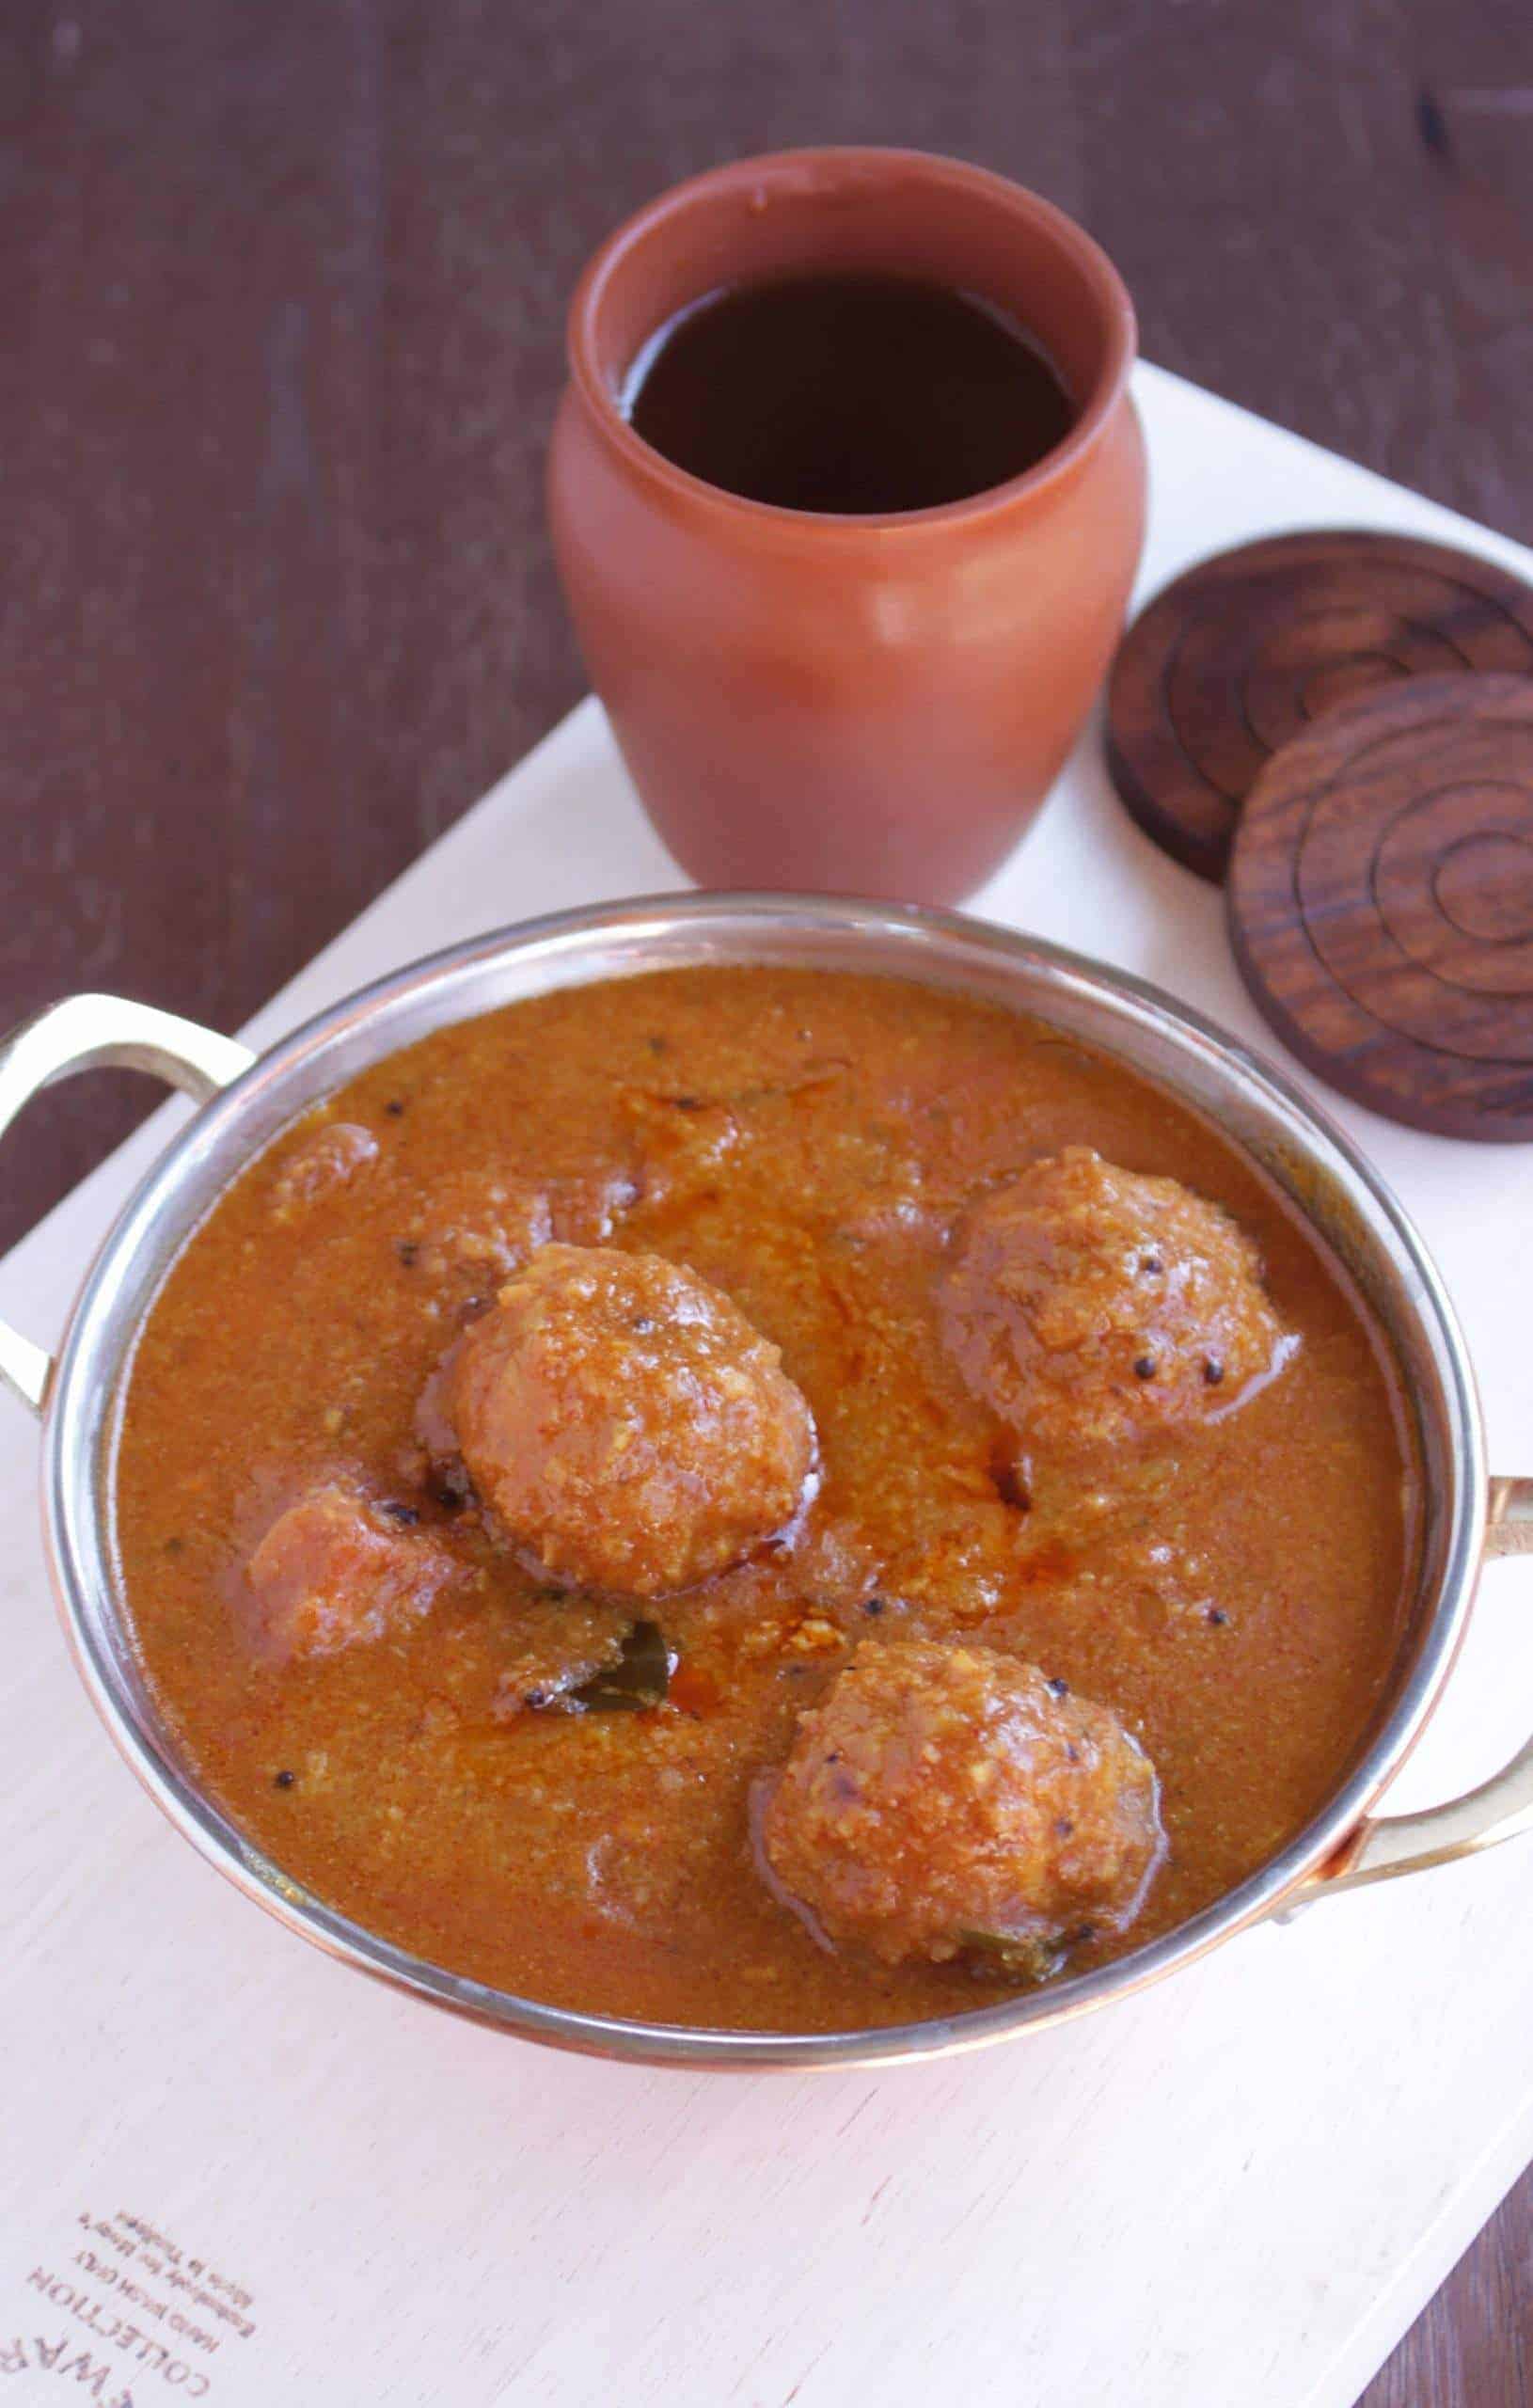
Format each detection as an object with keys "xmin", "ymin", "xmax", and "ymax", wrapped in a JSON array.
[
  {"xmin": 1227, "ymin": 673, "xmax": 1533, "ymax": 1139},
  {"xmin": 1108, "ymin": 531, "xmax": 1533, "ymax": 881}
]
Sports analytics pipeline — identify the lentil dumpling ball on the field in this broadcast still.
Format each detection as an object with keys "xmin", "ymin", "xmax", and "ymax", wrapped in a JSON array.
[
  {"xmin": 759, "ymin": 1638, "xmax": 1164, "ymax": 1972},
  {"xmin": 939, "ymin": 1147, "xmax": 1293, "ymax": 1459},
  {"xmin": 244, "ymin": 1483, "xmax": 457, "ymax": 1662},
  {"xmin": 448, "ymin": 1244, "xmax": 815, "ymax": 1597}
]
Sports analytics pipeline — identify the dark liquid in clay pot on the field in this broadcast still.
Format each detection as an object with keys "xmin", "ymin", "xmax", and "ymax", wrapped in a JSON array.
[{"xmin": 624, "ymin": 273, "xmax": 1077, "ymax": 515}]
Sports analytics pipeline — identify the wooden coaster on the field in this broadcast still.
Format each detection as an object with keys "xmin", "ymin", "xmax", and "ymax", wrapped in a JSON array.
[
  {"xmin": 1227, "ymin": 673, "xmax": 1533, "ymax": 1140},
  {"xmin": 1108, "ymin": 530, "xmax": 1533, "ymax": 881}
]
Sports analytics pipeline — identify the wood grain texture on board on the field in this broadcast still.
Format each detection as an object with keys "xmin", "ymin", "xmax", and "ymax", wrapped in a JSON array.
[{"xmin": 5, "ymin": 2, "xmax": 1533, "ymax": 2398}]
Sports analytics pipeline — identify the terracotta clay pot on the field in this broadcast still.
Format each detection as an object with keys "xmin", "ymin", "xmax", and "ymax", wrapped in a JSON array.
[{"xmin": 548, "ymin": 148, "xmax": 1146, "ymax": 906}]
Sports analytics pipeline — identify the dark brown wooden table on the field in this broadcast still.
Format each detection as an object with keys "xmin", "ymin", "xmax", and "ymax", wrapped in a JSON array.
[{"xmin": 5, "ymin": 5, "xmax": 1531, "ymax": 2394}]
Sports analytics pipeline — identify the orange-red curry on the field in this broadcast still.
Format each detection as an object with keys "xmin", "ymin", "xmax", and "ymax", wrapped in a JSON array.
[{"xmin": 115, "ymin": 969, "xmax": 1415, "ymax": 2031}]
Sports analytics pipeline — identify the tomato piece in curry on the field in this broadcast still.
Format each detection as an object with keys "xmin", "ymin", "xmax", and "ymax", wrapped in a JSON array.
[{"xmin": 113, "ymin": 969, "xmax": 1416, "ymax": 2033}]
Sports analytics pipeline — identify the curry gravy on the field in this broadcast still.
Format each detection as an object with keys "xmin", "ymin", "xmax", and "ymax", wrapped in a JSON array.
[{"xmin": 115, "ymin": 969, "xmax": 1416, "ymax": 2031}]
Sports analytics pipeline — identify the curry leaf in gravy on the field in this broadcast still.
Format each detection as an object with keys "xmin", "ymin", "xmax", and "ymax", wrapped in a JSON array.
[
  {"xmin": 568, "ymin": 1619, "xmax": 676, "ymax": 1713},
  {"xmin": 956, "ymin": 1928, "xmax": 1062, "ymax": 1982}
]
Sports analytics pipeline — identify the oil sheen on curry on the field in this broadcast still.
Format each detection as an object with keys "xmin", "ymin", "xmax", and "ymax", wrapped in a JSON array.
[{"xmin": 115, "ymin": 969, "xmax": 1415, "ymax": 2033}]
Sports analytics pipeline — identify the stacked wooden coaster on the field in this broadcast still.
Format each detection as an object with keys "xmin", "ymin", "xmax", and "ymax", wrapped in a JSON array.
[{"xmin": 1107, "ymin": 530, "xmax": 1533, "ymax": 1139}]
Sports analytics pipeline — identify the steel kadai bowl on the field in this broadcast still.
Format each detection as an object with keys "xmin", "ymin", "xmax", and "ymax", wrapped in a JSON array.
[{"xmin": 4, "ymin": 895, "xmax": 1531, "ymax": 2070}]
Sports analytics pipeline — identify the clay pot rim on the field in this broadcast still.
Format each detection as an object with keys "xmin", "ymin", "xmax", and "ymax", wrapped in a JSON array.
[{"xmin": 565, "ymin": 145, "xmax": 1139, "ymax": 537}]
